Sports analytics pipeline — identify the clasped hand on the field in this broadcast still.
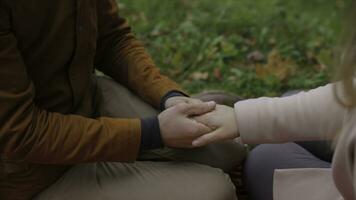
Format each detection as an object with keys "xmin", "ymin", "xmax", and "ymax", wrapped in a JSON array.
[{"xmin": 158, "ymin": 97, "xmax": 239, "ymax": 148}]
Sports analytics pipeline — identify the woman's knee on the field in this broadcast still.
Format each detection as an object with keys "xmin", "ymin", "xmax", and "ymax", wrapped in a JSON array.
[
  {"xmin": 243, "ymin": 144, "xmax": 279, "ymax": 200},
  {"xmin": 243, "ymin": 143, "xmax": 331, "ymax": 200}
]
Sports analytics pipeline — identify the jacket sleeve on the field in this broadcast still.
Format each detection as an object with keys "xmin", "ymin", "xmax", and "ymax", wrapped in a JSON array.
[
  {"xmin": 0, "ymin": 7, "xmax": 141, "ymax": 164},
  {"xmin": 235, "ymin": 83, "xmax": 347, "ymax": 144},
  {"xmin": 94, "ymin": 0, "xmax": 185, "ymax": 108}
]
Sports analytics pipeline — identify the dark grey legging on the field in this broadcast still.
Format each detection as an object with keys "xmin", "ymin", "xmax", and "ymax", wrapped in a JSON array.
[{"xmin": 243, "ymin": 143, "xmax": 332, "ymax": 200}]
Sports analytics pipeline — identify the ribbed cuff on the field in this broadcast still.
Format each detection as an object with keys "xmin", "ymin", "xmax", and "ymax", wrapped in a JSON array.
[
  {"xmin": 140, "ymin": 117, "xmax": 163, "ymax": 150},
  {"xmin": 160, "ymin": 91, "xmax": 188, "ymax": 111}
]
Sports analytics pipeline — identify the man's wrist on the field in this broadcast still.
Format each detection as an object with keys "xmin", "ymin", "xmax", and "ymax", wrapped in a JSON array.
[
  {"xmin": 160, "ymin": 90, "xmax": 188, "ymax": 111},
  {"xmin": 140, "ymin": 117, "xmax": 163, "ymax": 151}
]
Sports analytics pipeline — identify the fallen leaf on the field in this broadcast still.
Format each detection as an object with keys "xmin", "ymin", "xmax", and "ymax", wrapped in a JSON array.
[
  {"xmin": 255, "ymin": 50, "xmax": 296, "ymax": 81},
  {"xmin": 247, "ymin": 50, "xmax": 265, "ymax": 63},
  {"xmin": 315, "ymin": 49, "xmax": 332, "ymax": 71},
  {"xmin": 269, "ymin": 37, "xmax": 276, "ymax": 45},
  {"xmin": 213, "ymin": 68, "xmax": 222, "ymax": 80},
  {"xmin": 190, "ymin": 71, "xmax": 209, "ymax": 81}
]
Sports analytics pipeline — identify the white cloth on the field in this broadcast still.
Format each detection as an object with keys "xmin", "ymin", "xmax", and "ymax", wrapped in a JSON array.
[
  {"xmin": 274, "ymin": 168, "xmax": 342, "ymax": 200},
  {"xmin": 235, "ymin": 83, "xmax": 356, "ymax": 200}
]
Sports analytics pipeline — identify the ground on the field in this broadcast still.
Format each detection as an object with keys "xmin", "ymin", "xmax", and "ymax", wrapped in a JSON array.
[
  {"xmin": 117, "ymin": 1, "xmax": 348, "ymax": 198},
  {"xmin": 118, "ymin": 0, "xmax": 347, "ymax": 98}
]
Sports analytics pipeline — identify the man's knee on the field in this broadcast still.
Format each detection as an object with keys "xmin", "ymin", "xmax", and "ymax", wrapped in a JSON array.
[
  {"xmin": 93, "ymin": 75, "xmax": 157, "ymax": 118},
  {"xmin": 204, "ymin": 140, "xmax": 247, "ymax": 172},
  {"xmin": 145, "ymin": 140, "xmax": 246, "ymax": 173},
  {"xmin": 170, "ymin": 140, "xmax": 246, "ymax": 173},
  {"xmin": 192, "ymin": 166, "xmax": 237, "ymax": 200}
]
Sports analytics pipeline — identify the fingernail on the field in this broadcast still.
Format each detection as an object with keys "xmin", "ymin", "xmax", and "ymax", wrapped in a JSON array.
[
  {"xmin": 206, "ymin": 101, "xmax": 216, "ymax": 106},
  {"xmin": 192, "ymin": 141, "xmax": 200, "ymax": 146}
]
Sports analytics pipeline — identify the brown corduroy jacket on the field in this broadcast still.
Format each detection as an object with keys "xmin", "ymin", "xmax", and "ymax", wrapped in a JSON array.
[{"xmin": 0, "ymin": 0, "xmax": 182, "ymax": 199}]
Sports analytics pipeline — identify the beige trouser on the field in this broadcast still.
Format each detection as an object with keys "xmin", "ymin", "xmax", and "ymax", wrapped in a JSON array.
[{"xmin": 34, "ymin": 76, "xmax": 246, "ymax": 200}]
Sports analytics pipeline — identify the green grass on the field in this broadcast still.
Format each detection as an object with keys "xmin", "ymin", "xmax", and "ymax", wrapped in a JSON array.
[{"xmin": 118, "ymin": 0, "xmax": 347, "ymax": 98}]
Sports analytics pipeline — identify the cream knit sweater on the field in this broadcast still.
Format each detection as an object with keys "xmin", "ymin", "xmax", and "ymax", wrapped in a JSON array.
[{"xmin": 235, "ymin": 83, "xmax": 355, "ymax": 200}]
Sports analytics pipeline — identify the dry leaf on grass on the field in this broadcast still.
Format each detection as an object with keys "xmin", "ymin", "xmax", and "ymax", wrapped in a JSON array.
[
  {"xmin": 213, "ymin": 68, "xmax": 222, "ymax": 80},
  {"xmin": 247, "ymin": 50, "xmax": 265, "ymax": 63},
  {"xmin": 255, "ymin": 50, "xmax": 296, "ymax": 81},
  {"xmin": 190, "ymin": 71, "xmax": 209, "ymax": 81}
]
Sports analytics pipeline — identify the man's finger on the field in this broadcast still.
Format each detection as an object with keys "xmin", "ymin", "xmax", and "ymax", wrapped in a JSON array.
[
  {"xmin": 182, "ymin": 101, "xmax": 216, "ymax": 116},
  {"xmin": 189, "ymin": 98, "xmax": 203, "ymax": 104},
  {"xmin": 191, "ymin": 130, "xmax": 222, "ymax": 147}
]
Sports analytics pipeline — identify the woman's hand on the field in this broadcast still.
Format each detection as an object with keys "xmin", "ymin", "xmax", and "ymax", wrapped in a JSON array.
[{"xmin": 192, "ymin": 105, "xmax": 239, "ymax": 147}]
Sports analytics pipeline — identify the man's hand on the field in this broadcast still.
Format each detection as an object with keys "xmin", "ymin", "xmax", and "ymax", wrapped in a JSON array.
[
  {"xmin": 192, "ymin": 105, "xmax": 239, "ymax": 147},
  {"xmin": 165, "ymin": 96, "xmax": 203, "ymax": 109},
  {"xmin": 158, "ymin": 101, "xmax": 216, "ymax": 148}
]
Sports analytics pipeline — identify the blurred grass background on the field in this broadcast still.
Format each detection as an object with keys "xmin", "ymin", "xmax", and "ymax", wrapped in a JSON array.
[{"xmin": 118, "ymin": 0, "xmax": 347, "ymax": 98}]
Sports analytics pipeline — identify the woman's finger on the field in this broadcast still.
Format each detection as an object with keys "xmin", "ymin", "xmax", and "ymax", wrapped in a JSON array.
[{"xmin": 192, "ymin": 130, "xmax": 222, "ymax": 147}]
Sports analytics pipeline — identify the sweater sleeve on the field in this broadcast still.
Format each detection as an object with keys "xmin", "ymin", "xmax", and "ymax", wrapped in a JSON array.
[
  {"xmin": 0, "ymin": 7, "xmax": 141, "ymax": 164},
  {"xmin": 235, "ymin": 83, "xmax": 347, "ymax": 144},
  {"xmin": 94, "ymin": 0, "xmax": 185, "ymax": 108}
]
